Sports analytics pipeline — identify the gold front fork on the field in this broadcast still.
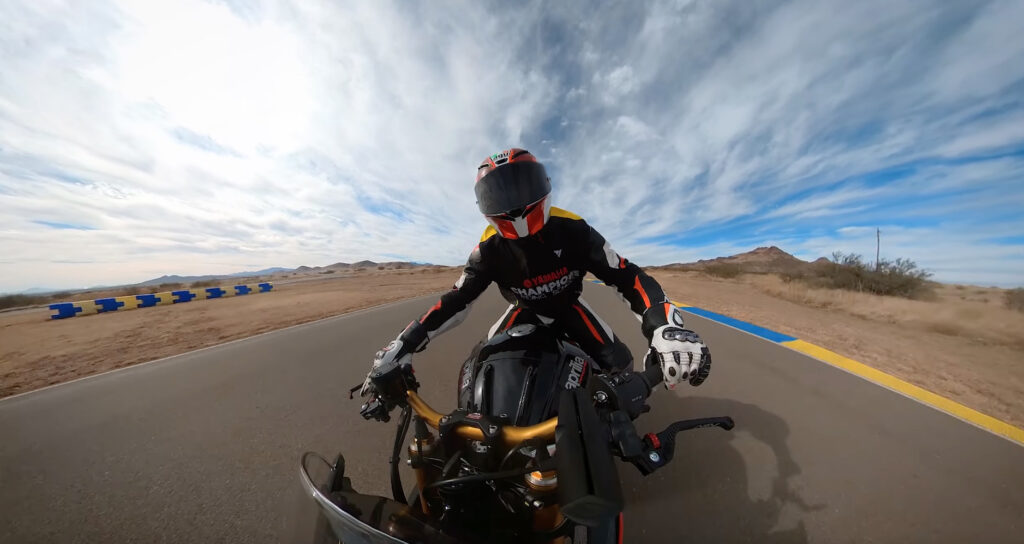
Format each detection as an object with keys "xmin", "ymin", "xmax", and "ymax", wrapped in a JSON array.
[
  {"xmin": 407, "ymin": 422, "xmax": 438, "ymax": 515},
  {"xmin": 533, "ymin": 504, "xmax": 566, "ymax": 544},
  {"xmin": 527, "ymin": 470, "xmax": 565, "ymax": 543}
]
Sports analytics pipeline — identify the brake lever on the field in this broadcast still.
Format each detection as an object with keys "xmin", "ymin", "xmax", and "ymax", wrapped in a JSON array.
[{"xmin": 627, "ymin": 416, "xmax": 735, "ymax": 475}]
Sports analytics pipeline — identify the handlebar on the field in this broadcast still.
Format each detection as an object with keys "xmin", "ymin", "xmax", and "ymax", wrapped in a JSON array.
[
  {"xmin": 364, "ymin": 361, "xmax": 732, "ymax": 481},
  {"xmin": 402, "ymin": 364, "xmax": 665, "ymax": 449},
  {"xmin": 405, "ymin": 390, "xmax": 559, "ymax": 448}
]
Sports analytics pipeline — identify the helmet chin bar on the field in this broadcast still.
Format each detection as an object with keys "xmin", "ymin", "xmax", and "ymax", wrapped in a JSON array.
[
  {"xmin": 512, "ymin": 216, "xmax": 532, "ymax": 237},
  {"xmin": 486, "ymin": 196, "xmax": 551, "ymax": 239},
  {"xmin": 485, "ymin": 216, "xmax": 525, "ymax": 238},
  {"xmin": 489, "ymin": 196, "xmax": 551, "ymax": 239}
]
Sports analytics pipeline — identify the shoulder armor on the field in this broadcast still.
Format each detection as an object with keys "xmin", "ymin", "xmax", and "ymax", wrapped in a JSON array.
[
  {"xmin": 549, "ymin": 207, "xmax": 583, "ymax": 220},
  {"xmin": 481, "ymin": 225, "xmax": 498, "ymax": 242}
]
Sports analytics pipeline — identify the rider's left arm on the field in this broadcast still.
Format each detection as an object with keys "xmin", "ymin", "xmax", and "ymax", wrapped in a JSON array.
[
  {"xmin": 581, "ymin": 223, "xmax": 676, "ymax": 341},
  {"xmin": 582, "ymin": 223, "xmax": 711, "ymax": 388}
]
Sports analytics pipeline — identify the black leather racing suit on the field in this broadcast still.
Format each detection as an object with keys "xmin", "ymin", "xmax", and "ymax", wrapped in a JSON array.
[{"xmin": 395, "ymin": 207, "xmax": 676, "ymax": 371}]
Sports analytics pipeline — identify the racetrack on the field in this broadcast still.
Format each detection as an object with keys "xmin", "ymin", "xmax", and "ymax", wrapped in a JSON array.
[{"xmin": 1, "ymin": 283, "xmax": 1022, "ymax": 543}]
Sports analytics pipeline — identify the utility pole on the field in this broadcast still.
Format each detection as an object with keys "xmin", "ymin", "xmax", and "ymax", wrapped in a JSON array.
[{"xmin": 876, "ymin": 228, "xmax": 881, "ymax": 271}]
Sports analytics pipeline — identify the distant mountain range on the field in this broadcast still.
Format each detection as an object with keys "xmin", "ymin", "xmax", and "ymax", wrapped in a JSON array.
[
  {"xmin": 2, "ymin": 261, "xmax": 438, "ymax": 297},
  {"xmin": 137, "ymin": 267, "xmax": 296, "ymax": 286},
  {"xmin": 19, "ymin": 287, "xmax": 60, "ymax": 295},
  {"xmin": 137, "ymin": 261, "xmax": 438, "ymax": 286},
  {"xmin": 293, "ymin": 260, "xmax": 432, "ymax": 273}
]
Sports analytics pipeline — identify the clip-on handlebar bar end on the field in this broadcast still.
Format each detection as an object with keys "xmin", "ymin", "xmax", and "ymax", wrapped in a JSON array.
[{"xmin": 359, "ymin": 396, "xmax": 392, "ymax": 422}]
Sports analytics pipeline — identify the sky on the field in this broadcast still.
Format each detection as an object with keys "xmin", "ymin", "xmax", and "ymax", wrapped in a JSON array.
[{"xmin": 1, "ymin": 0, "xmax": 1023, "ymax": 292}]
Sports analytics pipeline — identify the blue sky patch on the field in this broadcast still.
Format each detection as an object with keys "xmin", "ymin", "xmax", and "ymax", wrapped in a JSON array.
[
  {"xmin": 32, "ymin": 221, "xmax": 95, "ymax": 231},
  {"xmin": 170, "ymin": 127, "xmax": 241, "ymax": 156}
]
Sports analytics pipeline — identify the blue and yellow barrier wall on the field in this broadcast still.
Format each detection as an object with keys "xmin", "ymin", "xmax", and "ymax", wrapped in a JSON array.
[{"xmin": 48, "ymin": 283, "xmax": 274, "ymax": 320}]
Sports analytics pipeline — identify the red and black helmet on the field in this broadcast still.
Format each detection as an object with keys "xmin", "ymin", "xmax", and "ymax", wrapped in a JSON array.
[{"xmin": 474, "ymin": 148, "xmax": 552, "ymax": 239}]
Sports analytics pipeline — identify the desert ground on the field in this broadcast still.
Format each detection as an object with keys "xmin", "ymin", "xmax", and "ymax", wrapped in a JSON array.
[
  {"xmin": 2, "ymin": 265, "xmax": 1022, "ymax": 430},
  {"xmin": 0, "ymin": 267, "xmax": 460, "ymax": 399},
  {"xmin": 648, "ymin": 270, "xmax": 1024, "ymax": 429}
]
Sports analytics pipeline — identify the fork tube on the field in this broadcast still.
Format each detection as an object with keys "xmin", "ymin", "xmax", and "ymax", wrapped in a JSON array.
[
  {"xmin": 408, "ymin": 416, "xmax": 437, "ymax": 514},
  {"xmin": 533, "ymin": 504, "xmax": 565, "ymax": 543}
]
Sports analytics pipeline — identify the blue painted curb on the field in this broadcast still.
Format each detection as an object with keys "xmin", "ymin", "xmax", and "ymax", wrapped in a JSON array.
[
  {"xmin": 586, "ymin": 278, "xmax": 795, "ymax": 343},
  {"xmin": 677, "ymin": 306, "xmax": 796, "ymax": 343}
]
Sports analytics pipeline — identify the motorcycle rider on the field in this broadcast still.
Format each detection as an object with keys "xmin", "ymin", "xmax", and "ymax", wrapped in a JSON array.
[{"xmin": 361, "ymin": 148, "xmax": 711, "ymax": 400}]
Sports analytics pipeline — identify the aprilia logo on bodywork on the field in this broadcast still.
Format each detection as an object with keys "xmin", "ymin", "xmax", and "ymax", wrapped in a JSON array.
[
  {"xmin": 459, "ymin": 358, "xmax": 474, "ymax": 394},
  {"xmin": 565, "ymin": 356, "xmax": 588, "ymax": 389}
]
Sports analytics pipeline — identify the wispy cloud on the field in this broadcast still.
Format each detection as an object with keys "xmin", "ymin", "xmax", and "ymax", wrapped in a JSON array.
[{"xmin": 0, "ymin": 0, "xmax": 1022, "ymax": 292}]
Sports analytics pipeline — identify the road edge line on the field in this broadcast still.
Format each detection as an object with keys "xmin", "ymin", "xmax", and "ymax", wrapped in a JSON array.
[
  {"xmin": 778, "ymin": 339, "xmax": 1024, "ymax": 445},
  {"xmin": 656, "ymin": 293, "xmax": 1024, "ymax": 447}
]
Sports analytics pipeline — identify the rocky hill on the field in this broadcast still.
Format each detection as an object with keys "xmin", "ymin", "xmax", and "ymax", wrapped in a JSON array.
[{"xmin": 654, "ymin": 246, "xmax": 821, "ymax": 274}]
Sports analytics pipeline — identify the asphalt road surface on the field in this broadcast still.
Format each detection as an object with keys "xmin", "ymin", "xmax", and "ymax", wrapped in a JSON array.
[{"xmin": 2, "ymin": 283, "xmax": 1022, "ymax": 543}]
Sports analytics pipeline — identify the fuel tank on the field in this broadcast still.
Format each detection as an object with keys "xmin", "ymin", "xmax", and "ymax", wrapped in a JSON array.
[{"xmin": 457, "ymin": 324, "xmax": 594, "ymax": 425}]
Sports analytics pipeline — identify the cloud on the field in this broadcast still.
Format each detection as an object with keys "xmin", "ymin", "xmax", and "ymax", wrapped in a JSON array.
[{"xmin": 1, "ymin": 0, "xmax": 1023, "ymax": 292}]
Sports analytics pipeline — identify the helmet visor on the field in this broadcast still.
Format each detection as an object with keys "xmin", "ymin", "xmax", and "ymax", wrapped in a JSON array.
[{"xmin": 475, "ymin": 162, "xmax": 551, "ymax": 216}]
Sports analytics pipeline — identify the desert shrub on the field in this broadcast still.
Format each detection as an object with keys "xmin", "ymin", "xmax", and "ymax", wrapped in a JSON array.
[
  {"xmin": 158, "ymin": 282, "xmax": 184, "ymax": 290},
  {"xmin": 377, "ymin": 265, "xmax": 386, "ymax": 270},
  {"xmin": 320, "ymin": 270, "xmax": 335, "ymax": 274},
  {"xmin": 801, "ymin": 252, "xmax": 932, "ymax": 299},
  {"xmin": 779, "ymin": 268, "xmax": 807, "ymax": 283},
  {"xmin": 0, "ymin": 294, "xmax": 43, "ymax": 310},
  {"xmin": 703, "ymin": 263, "xmax": 743, "ymax": 279},
  {"xmin": 1005, "ymin": 288, "xmax": 1024, "ymax": 312},
  {"xmin": 190, "ymin": 280, "xmax": 219, "ymax": 288}
]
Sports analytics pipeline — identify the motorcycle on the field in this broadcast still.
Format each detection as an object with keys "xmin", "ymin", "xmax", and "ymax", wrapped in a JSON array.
[{"xmin": 297, "ymin": 322, "xmax": 734, "ymax": 543}]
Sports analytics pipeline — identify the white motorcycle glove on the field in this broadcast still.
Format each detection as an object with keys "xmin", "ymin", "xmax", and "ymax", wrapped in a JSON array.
[
  {"xmin": 359, "ymin": 337, "xmax": 412, "ymax": 397},
  {"xmin": 649, "ymin": 325, "xmax": 712, "ymax": 389}
]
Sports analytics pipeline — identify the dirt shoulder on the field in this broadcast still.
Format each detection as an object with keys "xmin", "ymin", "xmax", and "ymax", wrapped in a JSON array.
[
  {"xmin": 0, "ymin": 268, "xmax": 459, "ymax": 399},
  {"xmin": 648, "ymin": 270, "xmax": 1024, "ymax": 429}
]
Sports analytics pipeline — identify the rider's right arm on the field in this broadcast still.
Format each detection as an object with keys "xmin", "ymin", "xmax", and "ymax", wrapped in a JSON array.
[{"xmin": 396, "ymin": 242, "xmax": 493, "ymax": 355}]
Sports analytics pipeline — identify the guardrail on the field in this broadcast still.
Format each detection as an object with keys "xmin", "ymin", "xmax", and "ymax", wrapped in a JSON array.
[{"xmin": 48, "ymin": 283, "xmax": 274, "ymax": 320}]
